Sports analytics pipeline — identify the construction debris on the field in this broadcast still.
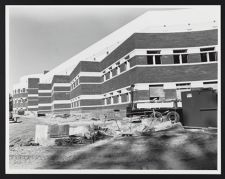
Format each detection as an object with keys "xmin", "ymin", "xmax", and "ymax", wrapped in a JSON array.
[{"xmin": 32, "ymin": 114, "xmax": 185, "ymax": 146}]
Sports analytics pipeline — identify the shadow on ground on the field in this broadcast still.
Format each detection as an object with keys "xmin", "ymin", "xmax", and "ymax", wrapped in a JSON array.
[{"xmin": 38, "ymin": 130, "xmax": 217, "ymax": 170}]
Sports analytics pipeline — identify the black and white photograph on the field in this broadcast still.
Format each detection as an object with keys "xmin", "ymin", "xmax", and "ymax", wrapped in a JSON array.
[{"xmin": 5, "ymin": 5, "xmax": 221, "ymax": 174}]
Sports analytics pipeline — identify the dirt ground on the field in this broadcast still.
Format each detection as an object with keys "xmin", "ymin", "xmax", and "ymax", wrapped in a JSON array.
[{"xmin": 8, "ymin": 116, "xmax": 217, "ymax": 170}]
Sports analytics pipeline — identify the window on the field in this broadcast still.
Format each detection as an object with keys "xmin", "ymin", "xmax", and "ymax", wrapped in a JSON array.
[
  {"xmin": 105, "ymin": 72, "xmax": 110, "ymax": 80},
  {"xmin": 200, "ymin": 47, "xmax": 215, "ymax": 52},
  {"xmin": 106, "ymin": 97, "xmax": 111, "ymax": 105},
  {"xmin": 173, "ymin": 55, "xmax": 180, "ymax": 64},
  {"xmin": 125, "ymin": 55, "xmax": 130, "ymax": 60},
  {"xmin": 147, "ymin": 50, "xmax": 160, "ymax": 54},
  {"xmin": 176, "ymin": 83, "xmax": 191, "ymax": 90},
  {"xmin": 176, "ymin": 83, "xmax": 191, "ymax": 86},
  {"xmin": 201, "ymin": 53, "xmax": 207, "ymax": 62},
  {"xmin": 147, "ymin": 56, "xmax": 154, "ymax": 64},
  {"xmin": 112, "ymin": 68, "xmax": 117, "ymax": 77},
  {"xmin": 181, "ymin": 54, "xmax": 188, "ymax": 63},
  {"xmin": 126, "ymin": 93, "xmax": 129, "ymax": 102},
  {"xmin": 209, "ymin": 52, "xmax": 217, "ymax": 61},
  {"xmin": 203, "ymin": 81, "xmax": 217, "ymax": 90},
  {"xmin": 173, "ymin": 49, "xmax": 187, "ymax": 53},
  {"xmin": 113, "ymin": 96, "xmax": 119, "ymax": 104},
  {"xmin": 155, "ymin": 55, "xmax": 161, "ymax": 64},
  {"xmin": 123, "ymin": 62, "xmax": 127, "ymax": 71},
  {"xmin": 203, "ymin": 81, "xmax": 217, "ymax": 84},
  {"xmin": 149, "ymin": 84, "xmax": 164, "ymax": 100}
]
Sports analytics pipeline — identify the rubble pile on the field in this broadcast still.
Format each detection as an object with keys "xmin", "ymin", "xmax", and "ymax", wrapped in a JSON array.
[{"xmin": 32, "ymin": 114, "xmax": 185, "ymax": 147}]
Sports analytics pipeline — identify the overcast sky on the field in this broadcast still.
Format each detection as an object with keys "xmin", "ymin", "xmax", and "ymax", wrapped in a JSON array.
[{"xmin": 8, "ymin": 6, "xmax": 181, "ymax": 91}]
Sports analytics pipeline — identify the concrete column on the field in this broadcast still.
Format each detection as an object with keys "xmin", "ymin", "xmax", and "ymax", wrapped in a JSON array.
[
  {"xmin": 153, "ymin": 56, "xmax": 156, "ymax": 65},
  {"xmin": 118, "ymin": 95, "xmax": 121, "ymax": 103},
  {"xmin": 127, "ymin": 61, "xmax": 130, "ymax": 70},
  {"xmin": 207, "ymin": 52, "xmax": 210, "ymax": 62},
  {"xmin": 104, "ymin": 98, "xmax": 107, "ymax": 105},
  {"xmin": 128, "ymin": 93, "xmax": 131, "ymax": 102},
  {"xmin": 117, "ymin": 66, "xmax": 120, "ymax": 75},
  {"xmin": 110, "ymin": 96, "xmax": 113, "ymax": 104}
]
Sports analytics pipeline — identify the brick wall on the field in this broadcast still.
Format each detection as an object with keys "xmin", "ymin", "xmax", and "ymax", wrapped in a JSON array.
[
  {"xmin": 38, "ymin": 97, "xmax": 51, "ymax": 103},
  {"xmin": 161, "ymin": 55, "xmax": 174, "ymax": 64},
  {"xmin": 38, "ymin": 93, "xmax": 51, "ymax": 96},
  {"xmin": 53, "ymin": 86, "xmax": 70, "ymax": 91},
  {"xmin": 27, "ymin": 89, "xmax": 38, "ymax": 94},
  {"xmin": 135, "ymin": 63, "xmax": 217, "ymax": 83},
  {"xmin": 80, "ymin": 99, "xmax": 103, "ymax": 106},
  {"xmin": 52, "ymin": 75, "xmax": 70, "ymax": 84},
  {"xmin": 39, "ymin": 83, "xmax": 51, "ymax": 90},
  {"xmin": 38, "ymin": 106, "xmax": 51, "ymax": 111},
  {"xmin": 134, "ymin": 30, "xmax": 217, "ymax": 49},
  {"xmin": 28, "ymin": 78, "xmax": 39, "ymax": 88},
  {"xmin": 188, "ymin": 53, "xmax": 201, "ymax": 63},
  {"xmin": 28, "ymin": 100, "xmax": 38, "ymax": 106},
  {"xmin": 52, "ymin": 92, "xmax": 70, "ymax": 101},
  {"xmin": 54, "ymin": 104, "xmax": 71, "ymax": 109},
  {"xmin": 79, "ymin": 76, "xmax": 102, "ymax": 83}
]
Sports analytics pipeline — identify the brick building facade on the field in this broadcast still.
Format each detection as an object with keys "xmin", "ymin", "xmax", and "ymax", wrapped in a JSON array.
[{"xmin": 12, "ymin": 9, "xmax": 219, "ymax": 116}]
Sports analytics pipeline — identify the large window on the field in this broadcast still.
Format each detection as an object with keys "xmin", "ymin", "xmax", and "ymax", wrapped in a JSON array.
[
  {"xmin": 173, "ymin": 49, "xmax": 187, "ymax": 64},
  {"xmin": 149, "ymin": 84, "xmax": 164, "ymax": 100},
  {"xmin": 200, "ymin": 47, "xmax": 216, "ymax": 62}
]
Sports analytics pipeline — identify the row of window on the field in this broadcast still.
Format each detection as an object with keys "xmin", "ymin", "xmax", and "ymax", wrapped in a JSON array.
[
  {"xmin": 71, "ymin": 101, "xmax": 80, "ymax": 108},
  {"xmin": 101, "ymin": 47, "xmax": 217, "ymax": 82},
  {"xmin": 146, "ymin": 51, "xmax": 217, "ymax": 65},
  {"xmin": 103, "ymin": 61, "xmax": 130, "ymax": 81},
  {"xmin": 104, "ymin": 93, "xmax": 130, "ymax": 105},
  {"xmin": 13, "ymin": 88, "xmax": 26, "ymax": 95},
  {"xmin": 71, "ymin": 78, "xmax": 80, "ymax": 90},
  {"xmin": 13, "ymin": 98, "xmax": 27, "ymax": 104}
]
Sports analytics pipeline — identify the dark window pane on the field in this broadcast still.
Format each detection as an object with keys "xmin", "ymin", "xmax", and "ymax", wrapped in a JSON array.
[
  {"xmin": 147, "ymin": 56, "xmax": 153, "ymax": 64},
  {"xmin": 173, "ymin": 49, "xmax": 187, "ymax": 53},
  {"xmin": 147, "ymin": 50, "xmax": 160, "ymax": 54},
  {"xmin": 201, "ymin": 53, "xmax": 207, "ymax": 62},
  {"xmin": 173, "ymin": 55, "xmax": 180, "ymax": 64},
  {"xmin": 155, "ymin": 55, "xmax": 161, "ymax": 64},
  {"xmin": 182, "ymin": 54, "xmax": 188, "ymax": 63},
  {"xmin": 209, "ymin": 52, "xmax": 216, "ymax": 61},
  {"xmin": 200, "ymin": 47, "xmax": 215, "ymax": 52}
]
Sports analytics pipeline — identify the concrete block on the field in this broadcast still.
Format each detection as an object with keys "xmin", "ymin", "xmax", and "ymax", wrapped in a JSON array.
[{"xmin": 35, "ymin": 125, "xmax": 52, "ymax": 146}]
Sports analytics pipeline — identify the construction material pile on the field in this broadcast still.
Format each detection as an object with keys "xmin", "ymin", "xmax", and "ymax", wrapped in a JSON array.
[{"xmin": 33, "ymin": 113, "xmax": 184, "ymax": 146}]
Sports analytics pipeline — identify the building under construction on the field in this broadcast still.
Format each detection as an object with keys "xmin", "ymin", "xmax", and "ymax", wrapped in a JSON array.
[{"xmin": 12, "ymin": 8, "xmax": 218, "ymax": 122}]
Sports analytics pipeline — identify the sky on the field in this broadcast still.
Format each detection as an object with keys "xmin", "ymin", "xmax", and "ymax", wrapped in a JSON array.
[{"xmin": 8, "ymin": 6, "xmax": 182, "ymax": 92}]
